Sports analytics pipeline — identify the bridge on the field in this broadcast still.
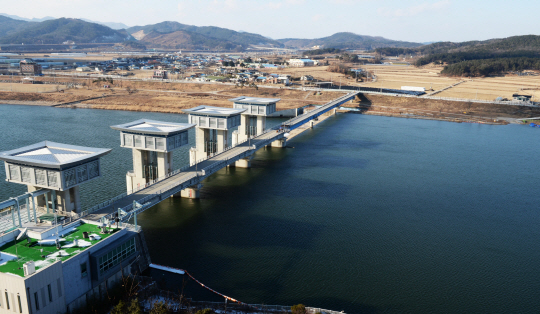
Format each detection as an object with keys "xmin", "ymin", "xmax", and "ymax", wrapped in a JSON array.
[
  {"xmin": 0, "ymin": 92, "xmax": 359, "ymax": 231},
  {"xmin": 84, "ymin": 92, "xmax": 359, "ymax": 224},
  {"xmin": 0, "ymin": 92, "xmax": 359, "ymax": 232}
]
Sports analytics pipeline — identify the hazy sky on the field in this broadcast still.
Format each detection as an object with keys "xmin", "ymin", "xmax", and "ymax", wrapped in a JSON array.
[{"xmin": 2, "ymin": 0, "xmax": 539, "ymax": 43}]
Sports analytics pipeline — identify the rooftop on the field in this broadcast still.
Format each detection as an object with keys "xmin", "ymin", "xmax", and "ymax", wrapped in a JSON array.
[
  {"xmin": 0, "ymin": 222, "xmax": 118, "ymax": 277},
  {"xmin": 0, "ymin": 141, "xmax": 111, "ymax": 170},
  {"xmin": 229, "ymin": 96, "xmax": 281, "ymax": 105},
  {"xmin": 182, "ymin": 106, "xmax": 246, "ymax": 117},
  {"xmin": 110, "ymin": 119, "xmax": 195, "ymax": 136}
]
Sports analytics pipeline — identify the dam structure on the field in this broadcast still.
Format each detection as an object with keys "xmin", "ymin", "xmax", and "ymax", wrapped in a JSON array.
[{"xmin": 0, "ymin": 92, "xmax": 359, "ymax": 232}]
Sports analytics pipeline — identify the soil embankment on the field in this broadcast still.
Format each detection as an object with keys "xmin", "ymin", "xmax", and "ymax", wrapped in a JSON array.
[
  {"xmin": 1, "ymin": 81, "xmax": 539, "ymax": 124},
  {"xmin": 347, "ymin": 94, "xmax": 540, "ymax": 124}
]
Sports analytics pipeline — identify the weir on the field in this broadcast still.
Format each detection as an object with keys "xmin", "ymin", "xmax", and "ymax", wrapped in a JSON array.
[{"xmin": 0, "ymin": 92, "xmax": 359, "ymax": 232}]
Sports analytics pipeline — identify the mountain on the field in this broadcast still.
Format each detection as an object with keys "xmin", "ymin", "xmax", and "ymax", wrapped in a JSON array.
[
  {"xmin": 0, "ymin": 18, "xmax": 133, "ymax": 44},
  {"xmin": 0, "ymin": 13, "xmax": 55, "ymax": 22},
  {"xmin": 0, "ymin": 15, "xmax": 34, "ymax": 38},
  {"xmin": 376, "ymin": 35, "xmax": 540, "ymax": 58},
  {"xmin": 80, "ymin": 19, "xmax": 129, "ymax": 30},
  {"xmin": 278, "ymin": 32, "xmax": 422, "ymax": 49},
  {"xmin": 101, "ymin": 22, "xmax": 130, "ymax": 30},
  {"xmin": 127, "ymin": 21, "xmax": 283, "ymax": 49}
]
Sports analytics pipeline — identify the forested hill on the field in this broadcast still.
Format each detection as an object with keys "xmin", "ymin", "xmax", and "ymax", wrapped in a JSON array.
[
  {"xmin": 127, "ymin": 21, "xmax": 283, "ymax": 50},
  {"xmin": 279, "ymin": 32, "xmax": 421, "ymax": 50},
  {"xmin": 0, "ymin": 18, "xmax": 132, "ymax": 44},
  {"xmin": 0, "ymin": 15, "xmax": 34, "ymax": 38},
  {"xmin": 375, "ymin": 35, "xmax": 540, "ymax": 77}
]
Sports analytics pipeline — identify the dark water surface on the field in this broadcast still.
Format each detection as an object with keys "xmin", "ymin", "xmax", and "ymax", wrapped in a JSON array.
[{"xmin": 1, "ymin": 105, "xmax": 540, "ymax": 313}]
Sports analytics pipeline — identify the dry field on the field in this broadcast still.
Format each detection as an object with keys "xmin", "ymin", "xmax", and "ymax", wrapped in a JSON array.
[
  {"xmin": 361, "ymin": 65, "xmax": 459, "ymax": 91},
  {"xmin": 354, "ymin": 64, "xmax": 540, "ymax": 101},
  {"xmin": 0, "ymin": 83, "xmax": 62, "ymax": 93}
]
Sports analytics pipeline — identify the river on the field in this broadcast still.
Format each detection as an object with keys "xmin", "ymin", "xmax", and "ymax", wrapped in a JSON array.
[{"xmin": 1, "ymin": 105, "xmax": 539, "ymax": 313}]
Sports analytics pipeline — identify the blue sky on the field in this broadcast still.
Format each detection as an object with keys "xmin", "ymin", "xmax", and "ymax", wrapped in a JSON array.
[{"xmin": 2, "ymin": 0, "xmax": 539, "ymax": 43}]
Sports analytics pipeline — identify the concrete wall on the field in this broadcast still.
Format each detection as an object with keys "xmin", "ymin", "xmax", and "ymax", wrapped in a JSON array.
[
  {"xmin": 24, "ymin": 262, "xmax": 66, "ymax": 314},
  {"xmin": 0, "ymin": 261, "xmax": 66, "ymax": 314}
]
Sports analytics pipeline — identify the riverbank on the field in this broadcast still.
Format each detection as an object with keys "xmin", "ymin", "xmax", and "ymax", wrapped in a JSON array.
[{"xmin": 1, "ymin": 86, "xmax": 537, "ymax": 125}]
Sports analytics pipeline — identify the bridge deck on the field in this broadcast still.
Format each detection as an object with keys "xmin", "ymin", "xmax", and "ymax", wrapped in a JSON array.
[
  {"xmin": 283, "ymin": 92, "xmax": 358, "ymax": 131},
  {"xmin": 82, "ymin": 92, "xmax": 359, "ymax": 223}
]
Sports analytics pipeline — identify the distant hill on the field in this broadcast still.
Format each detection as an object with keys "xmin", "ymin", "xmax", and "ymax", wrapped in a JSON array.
[
  {"xmin": 278, "ymin": 32, "xmax": 422, "ymax": 49},
  {"xmin": 373, "ymin": 35, "xmax": 540, "ymax": 77},
  {"xmin": 138, "ymin": 30, "xmax": 241, "ymax": 50},
  {"xmin": 0, "ymin": 18, "xmax": 133, "ymax": 44},
  {"xmin": 127, "ymin": 21, "xmax": 283, "ymax": 50},
  {"xmin": 0, "ymin": 13, "xmax": 55, "ymax": 23},
  {"xmin": 0, "ymin": 15, "xmax": 34, "ymax": 38}
]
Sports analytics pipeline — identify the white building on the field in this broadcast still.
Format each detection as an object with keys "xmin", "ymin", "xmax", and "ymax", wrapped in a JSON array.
[
  {"xmin": 0, "ymin": 142, "xmax": 111, "ymax": 214},
  {"xmin": 0, "ymin": 220, "xmax": 150, "ymax": 314},
  {"xmin": 288, "ymin": 59, "xmax": 315, "ymax": 67},
  {"xmin": 110, "ymin": 119, "xmax": 195, "ymax": 193}
]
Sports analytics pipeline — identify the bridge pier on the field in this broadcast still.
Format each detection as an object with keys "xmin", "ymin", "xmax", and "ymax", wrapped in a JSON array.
[
  {"xmin": 235, "ymin": 157, "xmax": 252, "ymax": 168},
  {"xmin": 177, "ymin": 184, "xmax": 203, "ymax": 199},
  {"xmin": 271, "ymin": 138, "xmax": 287, "ymax": 148}
]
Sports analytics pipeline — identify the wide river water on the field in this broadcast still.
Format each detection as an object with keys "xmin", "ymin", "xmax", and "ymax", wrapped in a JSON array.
[{"xmin": 1, "ymin": 105, "xmax": 540, "ymax": 313}]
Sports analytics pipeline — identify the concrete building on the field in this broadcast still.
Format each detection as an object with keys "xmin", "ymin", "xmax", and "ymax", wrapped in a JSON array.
[
  {"xmin": 182, "ymin": 106, "xmax": 245, "ymax": 163},
  {"xmin": 0, "ymin": 142, "xmax": 111, "ymax": 214},
  {"xmin": 110, "ymin": 119, "xmax": 195, "ymax": 193},
  {"xmin": 229, "ymin": 97, "xmax": 280, "ymax": 168},
  {"xmin": 0, "ymin": 220, "xmax": 150, "ymax": 314},
  {"xmin": 288, "ymin": 59, "xmax": 315, "ymax": 67},
  {"xmin": 19, "ymin": 61, "xmax": 42, "ymax": 76}
]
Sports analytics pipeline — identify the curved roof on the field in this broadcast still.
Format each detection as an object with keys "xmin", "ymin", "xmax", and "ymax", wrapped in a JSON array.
[
  {"xmin": 0, "ymin": 141, "xmax": 111, "ymax": 170},
  {"xmin": 182, "ymin": 106, "xmax": 246, "ymax": 117},
  {"xmin": 111, "ymin": 119, "xmax": 195, "ymax": 136}
]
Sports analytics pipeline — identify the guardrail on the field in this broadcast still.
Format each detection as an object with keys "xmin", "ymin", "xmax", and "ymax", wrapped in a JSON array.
[{"xmin": 80, "ymin": 97, "xmax": 327, "ymax": 221}]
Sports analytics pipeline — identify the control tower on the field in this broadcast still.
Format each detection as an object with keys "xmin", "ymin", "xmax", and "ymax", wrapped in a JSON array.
[
  {"xmin": 110, "ymin": 119, "xmax": 195, "ymax": 192},
  {"xmin": 182, "ymin": 106, "xmax": 245, "ymax": 165},
  {"xmin": 229, "ymin": 96, "xmax": 280, "ymax": 143},
  {"xmin": 0, "ymin": 141, "xmax": 111, "ymax": 213}
]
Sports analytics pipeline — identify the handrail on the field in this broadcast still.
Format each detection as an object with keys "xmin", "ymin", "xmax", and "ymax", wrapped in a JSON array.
[{"xmin": 82, "ymin": 93, "xmax": 351, "ymax": 221}]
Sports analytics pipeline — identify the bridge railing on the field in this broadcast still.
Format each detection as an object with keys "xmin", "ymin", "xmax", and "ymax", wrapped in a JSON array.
[{"xmin": 81, "ymin": 94, "xmax": 348, "ymax": 220}]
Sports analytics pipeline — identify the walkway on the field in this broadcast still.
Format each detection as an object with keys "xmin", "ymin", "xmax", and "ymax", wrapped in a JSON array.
[{"xmin": 81, "ymin": 92, "xmax": 359, "ymax": 223}]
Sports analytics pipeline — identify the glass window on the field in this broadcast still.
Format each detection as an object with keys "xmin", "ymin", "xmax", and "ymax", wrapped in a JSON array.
[
  {"xmin": 98, "ymin": 238, "xmax": 136, "ymax": 275},
  {"xmin": 77, "ymin": 165, "xmax": 88, "ymax": 183},
  {"xmin": 47, "ymin": 171, "xmax": 58, "ymax": 188},
  {"xmin": 34, "ymin": 292, "xmax": 39, "ymax": 310},
  {"xmin": 87, "ymin": 161, "xmax": 99, "ymax": 179},
  {"xmin": 35, "ymin": 169, "xmax": 47, "ymax": 186},
  {"xmin": 57, "ymin": 279, "xmax": 62, "ymax": 297},
  {"xmin": 145, "ymin": 137, "xmax": 154, "ymax": 149},
  {"xmin": 81, "ymin": 263, "xmax": 87, "ymax": 277},
  {"xmin": 48, "ymin": 284, "xmax": 52, "ymax": 302},
  {"xmin": 181, "ymin": 132, "xmax": 188, "ymax": 145},
  {"xmin": 134, "ymin": 135, "xmax": 143, "ymax": 148},
  {"xmin": 17, "ymin": 295, "xmax": 22, "ymax": 313},
  {"xmin": 9, "ymin": 165, "xmax": 20, "ymax": 181},
  {"xmin": 63, "ymin": 169, "xmax": 76, "ymax": 187},
  {"xmin": 156, "ymin": 138, "xmax": 165, "ymax": 150},
  {"xmin": 124, "ymin": 134, "xmax": 133, "ymax": 147},
  {"xmin": 5, "ymin": 292, "xmax": 9, "ymax": 310},
  {"xmin": 21, "ymin": 167, "xmax": 32, "ymax": 183}
]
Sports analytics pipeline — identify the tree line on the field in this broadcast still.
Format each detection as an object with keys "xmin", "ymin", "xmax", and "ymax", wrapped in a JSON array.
[{"xmin": 441, "ymin": 57, "xmax": 540, "ymax": 76}]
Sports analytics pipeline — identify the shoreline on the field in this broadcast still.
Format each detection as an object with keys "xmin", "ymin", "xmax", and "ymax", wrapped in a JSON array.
[{"xmin": 0, "ymin": 99, "xmax": 523, "ymax": 125}]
